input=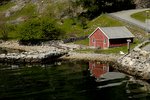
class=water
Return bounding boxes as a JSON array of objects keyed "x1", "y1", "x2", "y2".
[{"x1": 0, "y1": 61, "x2": 150, "y2": 100}]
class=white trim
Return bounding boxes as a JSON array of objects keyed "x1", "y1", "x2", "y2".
[
  {"x1": 88, "y1": 27, "x2": 110, "y2": 39},
  {"x1": 88, "y1": 27, "x2": 100, "y2": 38},
  {"x1": 88, "y1": 27, "x2": 110, "y2": 48},
  {"x1": 104, "y1": 38, "x2": 107, "y2": 44},
  {"x1": 108, "y1": 39, "x2": 110, "y2": 48},
  {"x1": 99, "y1": 27, "x2": 110, "y2": 48}
]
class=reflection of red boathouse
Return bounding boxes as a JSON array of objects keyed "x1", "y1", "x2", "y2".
[{"x1": 89, "y1": 61, "x2": 109, "y2": 78}]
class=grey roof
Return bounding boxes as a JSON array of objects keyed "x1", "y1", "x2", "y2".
[{"x1": 100, "y1": 26, "x2": 135, "y2": 39}]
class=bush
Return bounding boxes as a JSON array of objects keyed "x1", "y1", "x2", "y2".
[
  {"x1": 18, "y1": 17, "x2": 64, "y2": 44},
  {"x1": 0, "y1": 23, "x2": 8, "y2": 40}
]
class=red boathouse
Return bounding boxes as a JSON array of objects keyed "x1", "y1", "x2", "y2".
[{"x1": 88, "y1": 26, "x2": 135, "y2": 49}]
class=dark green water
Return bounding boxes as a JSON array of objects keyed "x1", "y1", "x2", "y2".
[{"x1": 0, "y1": 61, "x2": 150, "y2": 100}]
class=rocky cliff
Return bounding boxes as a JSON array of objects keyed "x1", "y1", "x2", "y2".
[{"x1": 134, "y1": 0, "x2": 150, "y2": 8}]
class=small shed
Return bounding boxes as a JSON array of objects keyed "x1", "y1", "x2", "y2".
[{"x1": 88, "y1": 26, "x2": 135, "y2": 49}]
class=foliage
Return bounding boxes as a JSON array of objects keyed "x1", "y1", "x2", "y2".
[
  {"x1": 0, "y1": 1, "x2": 14, "y2": 11},
  {"x1": 18, "y1": 18, "x2": 41, "y2": 40},
  {"x1": 0, "y1": 23, "x2": 8, "y2": 40},
  {"x1": 75, "y1": 0, "x2": 135, "y2": 19},
  {"x1": 0, "y1": 0, "x2": 11, "y2": 5},
  {"x1": 41, "y1": 17, "x2": 65, "y2": 40},
  {"x1": 18, "y1": 17, "x2": 64, "y2": 41},
  {"x1": 0, "y1": 13, "x2": 8, "y2": 40}
]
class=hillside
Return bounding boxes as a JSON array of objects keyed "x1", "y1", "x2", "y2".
[
  {"x1": 0, "y1": 0, "x2": 148, "y2": 44},
  {"x1": 134, "y1": 0, "x2": 150, "y2": 8}
]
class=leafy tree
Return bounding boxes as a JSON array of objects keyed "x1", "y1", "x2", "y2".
[
  {"x1": 75, "y1": 0, "x2": 135, "y2": 19},
  {"x1": 41, "y1": 17, "x2": 65, "y2": 40},
  {"x1": 18, "y1": 18, "x2": 42, "y2": 41},
  {"x1": 0, "y1": 0, "x2": 11, "y2": 5},
  {"x1": 18, "y1": 17, "x2": 64, "y2": 42},
  {"x1": 0, "y1": 13, "x2": 8, "y2": 40}
]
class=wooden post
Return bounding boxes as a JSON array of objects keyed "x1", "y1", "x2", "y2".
[
  {"x1": 127, "y1": 39, "x2": 131, "y2": 54},
  {"x1": 146, "y1": 11, "x2": 149, "y2": 35}
]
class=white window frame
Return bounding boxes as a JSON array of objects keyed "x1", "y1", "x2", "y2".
[
  {"x1": 92, "y1": 38, "x2": 95, "y2": 43},
  {"x1": 104, "y1": 38, "x2": 107, "y2": 44}
]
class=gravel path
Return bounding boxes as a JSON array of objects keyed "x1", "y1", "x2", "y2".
[
  {"x1": 60, "y1": 52, "x2": 120, "y2": 62},
  {"x1": 109, "y1": 8, "x2": 150, "y2": 32}
]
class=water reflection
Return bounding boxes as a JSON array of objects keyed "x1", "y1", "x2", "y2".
[
  {"x1": 89, "y1": 61, "x2": 109, "y2": 79},
  {"x1": 89, "y1": 61, "x2": 150, "y2": 99},
  {"x1": 89, "y1": 61, "x2": 126, "y2": 88},
  {"x1": 0, "y1": 61, "x2": 150, "y2": 100}
]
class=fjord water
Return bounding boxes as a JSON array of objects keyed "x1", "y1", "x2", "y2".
[{"x1": 0, "y1": 61, "x2": 150, "y2": 100}]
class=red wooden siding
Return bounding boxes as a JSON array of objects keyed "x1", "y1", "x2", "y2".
[
  {"x1": 89, "y1": 61, "x2": 109, "y2": 78},
  {"x1": 89, "y1": 28, "x2": 109, "y2": 49}
]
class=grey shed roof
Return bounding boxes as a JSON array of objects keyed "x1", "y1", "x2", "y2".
[{"x1": 100, "y1": 26, "x2": 135, "y2": 39}]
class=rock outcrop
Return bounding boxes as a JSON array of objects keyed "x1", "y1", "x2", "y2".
[
  {"x1": 134, "y1": 0, "x2": 150, "y2": 8},
  {"x1": 117, "y1": 40, "x2": 150, "y2": 80},
  {"x1": 0, "y1": 50, "x2": 67, "y2": 63},
  {"x1": 0, "y1": 41, "x2": 68, "y2": 63}
]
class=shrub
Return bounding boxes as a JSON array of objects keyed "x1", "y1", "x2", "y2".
[
  {"x1": 0, "y1": 23, "x2": 8, "y2": 40},
  {"x1": 18, "y1": 17, "x2": 64, "y2": 44}
]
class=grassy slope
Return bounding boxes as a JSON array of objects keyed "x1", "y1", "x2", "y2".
[
  {"x1": 74, "y1": 14, "x2": 125, "y2": 45},
  {"x1": 0, "y1": 2, "x2": 15, "y2": 11},
  {"x1": 131, "y1": 10, "x2": 150, "y2": 22},
  {"x1": 7, "y1": 3, "x2": 37, "y2": 21},
  {"x1": 0, "y1": 1, "x2": 145, "y2": 54},
  {"x1": 0, "y1": 2, "x2": 145, "y2": 44},
  {"x1": 0, "y1": 3, "x2": 37, "y2": 39},
  {"x1": 0, "y1": 1, "x2": 126, "y2": 40}
]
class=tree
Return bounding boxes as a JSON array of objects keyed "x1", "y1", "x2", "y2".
[
  {"x1": 75, "y1": 0, "x2": 135, "y2": 19},
  {"x1": 18, "y1": 17, "x2": 64, "y2": 42},
  {"x1": 0, "y1": 0, "x2": 11, "y2": 5},
  {"x1": 41, "y1": 17, "x2": 65, "y2": 40},
  {"x1": 0, "y1": 13, "x2": 8, "y2": 40}
]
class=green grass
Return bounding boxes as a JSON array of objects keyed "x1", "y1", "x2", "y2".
[
  {"x1": 0, "y1": 2, "x2": 15, "y2": 11},
  {"x1": 76, "y1": 39, "x2": 139, "y2": 54},
  {"x1": 131, "y1": 10, "x2": 150, "y2": 22},
  {"x1": 0, "y1": 3, "x2": 37, "y2": 40},
  {"x1": 83, "y1": 14, "x2": 124, "y2": 37},
  {"x1": 73, "y1": 14, "x2": 124, "y2": 45},
  {"x1": 0, "y1": 1, "x2": 144, "y2": 44},
  {"x1": 60, "y1": 18, "x2": 84, "y2": 37},
  {"x1": 74, "y1": 38, "x2": 89, "y2": 46},
  {"x1": 0, "y1": 1, "x2": 126, "y2": 41},
  {"x1": 61, "y1": 14, "x2": 124, "y2": 38}
]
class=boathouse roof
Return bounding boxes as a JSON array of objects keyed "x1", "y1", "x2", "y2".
[{"x1": 89, "y1": 26, "x2": 135, "y2": 39}]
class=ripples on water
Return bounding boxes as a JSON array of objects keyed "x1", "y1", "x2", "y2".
[{"x1": 0, "y1": 61, "x2": 150, "y2": 100}]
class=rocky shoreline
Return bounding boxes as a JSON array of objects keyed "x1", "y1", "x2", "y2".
[
  {"x1": 0, "y1": 50, "x2": 67, "y2": 63},
  {"x1": 0, "y1": 40, "x2": 120, "y2": 63},
  {"x1": 0, "y1": 41, "x2": 68, "y2": 63},
  {"x1": 60, "y1": 52, "x2": 120, "y2": 62},
  {"x1": 1, "y1": 40, "x2": 150, "y2": 80},
  {"x1": 117, "y1": 40, "x2": 150, "y2": 80}
]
